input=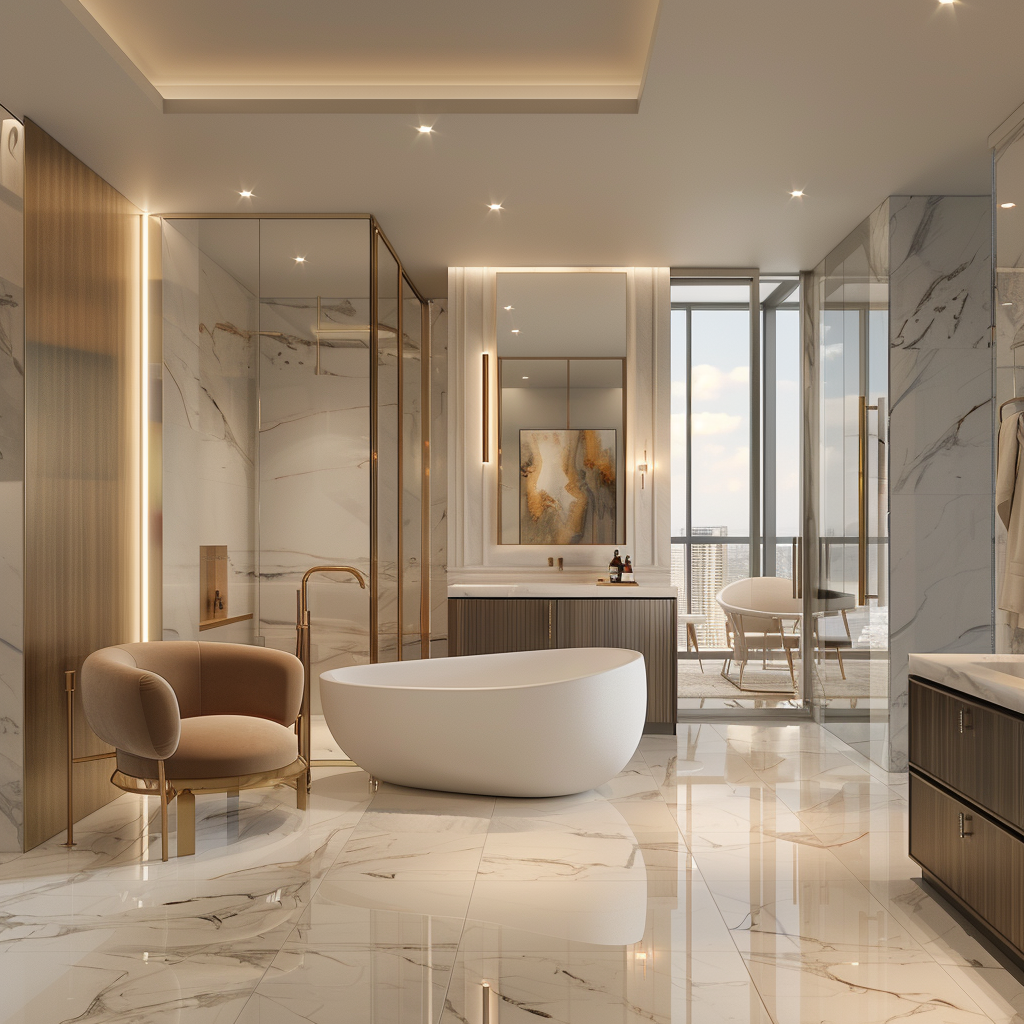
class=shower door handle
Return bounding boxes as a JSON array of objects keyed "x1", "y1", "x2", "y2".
[{"x1": 858, "y1": 397, "x2": 879, "y2": 607}]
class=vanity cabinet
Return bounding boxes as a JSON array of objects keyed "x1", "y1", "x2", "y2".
[
  {"x1": 909, "y1": 676, "x2": 1024, "y2": 967},
  {"x1": 448, "y1": 595, "x2": 677, "y2": 734}
]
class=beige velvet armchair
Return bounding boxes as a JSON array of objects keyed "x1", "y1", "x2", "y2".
[{"x1": 81, "y1": 641, "x2": 305, "y2": 860}]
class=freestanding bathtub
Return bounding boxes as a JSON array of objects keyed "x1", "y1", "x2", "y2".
[{"x1": 320, "y1": 647, "x2": 647, "y2": 798}]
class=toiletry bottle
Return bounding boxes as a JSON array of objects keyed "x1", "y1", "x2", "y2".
[
  {"x1": 622, "y1": 556, "x2": 634, "y2": 583},
  {"x1": 609, "y1": 549, "x2": 622, "y2": 583}
]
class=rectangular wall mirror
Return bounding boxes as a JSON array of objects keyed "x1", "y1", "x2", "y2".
[{"x1": 496, "y1": 271, "x2": 627, "y2": 544}]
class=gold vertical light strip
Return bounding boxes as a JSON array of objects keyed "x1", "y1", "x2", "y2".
[
  {"x1": 396, "y1": 254, "x2": 403, "y2": 661},
  {"x1": 482, "y1": 353, "x2": 490, "y2": 462},
  {"x1": 369, "y1": 226, "x2": 379, "y2": 663},
  {"x1": 140, "y1": 213, "x2": 149, "y2": 640},
  {"x1": 421, "y1": 298, "x2": 431, "y2": 659},
  {"x1": 146, "y1": 216, "x2": 163, "y2": 643}
]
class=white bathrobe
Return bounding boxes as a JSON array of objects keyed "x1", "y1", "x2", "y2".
[{"x1": 997, "y1": 411, "x2": 1024, "y2": 628}]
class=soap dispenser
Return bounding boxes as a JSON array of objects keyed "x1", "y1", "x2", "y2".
[{"x1": 608, "y1": 549, "x2": 622, "y2": 583}]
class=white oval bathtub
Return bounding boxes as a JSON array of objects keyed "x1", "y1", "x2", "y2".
[{"x1": 320, "y1": 647, "x2": 647, "y2": 798}]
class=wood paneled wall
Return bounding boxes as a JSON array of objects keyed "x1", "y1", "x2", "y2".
[{"x1": 23, "y1": 120, "x2": 141, "y2": 849}]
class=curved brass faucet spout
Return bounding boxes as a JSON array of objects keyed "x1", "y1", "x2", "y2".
[{"x1": 299, "y1": 565, "x2": 367, "y2": 618}]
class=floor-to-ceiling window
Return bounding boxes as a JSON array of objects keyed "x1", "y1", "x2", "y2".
[{"x1": 671, "y1": 273, "x2": 803, "y2": 709}]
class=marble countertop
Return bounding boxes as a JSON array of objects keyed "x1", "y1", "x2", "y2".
[
  {"x1": 448, "y1": 583, "x2": 678, "y2": 599},
  {"x1": 909, "y1": 653, "x2": 1024, "y2": 716}
]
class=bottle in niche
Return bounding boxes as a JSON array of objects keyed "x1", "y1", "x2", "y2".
[
  {"x1": 621, "y1": 556, "x2": 634, "y2": 583},
  {"x1": 608, "y1": 549, "x2": 622, "y2": 583}
]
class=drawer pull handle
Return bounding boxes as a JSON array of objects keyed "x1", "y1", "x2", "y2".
[
  {"x1": 959, "y1": 708, "x2": 972, "y2": 733},
  {"x1": 959, "y1": 812, "x2": 973, "y2": 839}
]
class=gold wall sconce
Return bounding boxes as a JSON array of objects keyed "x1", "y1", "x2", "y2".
[
  {"x1": 482, "y1": 353, "x2": 490, "y2": 462},
  {"x1": 637, "y1": 448, "x2": 649, "y2": 490}
]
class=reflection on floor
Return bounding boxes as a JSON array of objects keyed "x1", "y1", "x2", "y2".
[
  {"x1": 1, "y1": 719, "x2": 1022, "y2": 1022},
  {"x1": 679, "y1": 656, "x2": 889, "y2": 707}
]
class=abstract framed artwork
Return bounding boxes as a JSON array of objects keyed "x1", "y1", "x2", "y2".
[{"x1": 519, "y1": 428, "x2": 617, "y2": 544}]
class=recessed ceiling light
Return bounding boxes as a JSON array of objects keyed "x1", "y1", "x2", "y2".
[
  {"x1": 522, "y1": 375, "x2": 529, "y2": 379},
  {"x1": 790, "y1": 190, "x2": 806, "y2": 198},
  {"x1": 504, "y1": 305, "x2": 513, "y2": 310},
  {"x1": 511, "y1": 329, "x2": 520, "y2": 334},
  {"x1": 1003, "y1": 301, "x2": 1014, "y2": 306},
  {"x1": 417, "y1": 125, "x2": 433, "y2": 134},
  {"x1": 488, "y1": 203, "x2": 503, "y2": 211},
  {"x1": 1002, "y1": 202, "x2": 1017, "y2": 209},
  {"x1": 239, "y1": 189, "x2": 255, "y2": 198},
  {"x1": 938, "y1": 0, "x2": 955, "y2": 5},
  {"x1": 294, "y1": 256, "x2": 306, "y2": 263}
]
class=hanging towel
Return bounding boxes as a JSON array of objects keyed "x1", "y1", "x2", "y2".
[{"x1": 997, "y1": 411, "x2": 1024, "y2": 628}]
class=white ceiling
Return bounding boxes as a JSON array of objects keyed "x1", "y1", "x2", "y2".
[
  {"x1": 496, "y1": 272, "x2": 627, "y2": 357},
  {"x1": 1, "y1": 0, "x2": 1023, "y2": 296}
]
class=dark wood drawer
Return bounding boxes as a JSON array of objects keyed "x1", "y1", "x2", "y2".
[
  {"x1": 910, "y1": 773, "x2": 1024, "y2": 953},
  {"x1": 909, "y1": 677, "x2": 1024, "y2": 833},
  {"x1": 448, "y1": 598, "x2": 555, "y2": 655}
]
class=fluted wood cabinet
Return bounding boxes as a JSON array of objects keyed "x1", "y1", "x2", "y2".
[
  {"x1": 910, "y1": 676, "x2": 1024, "y2": 969},
  {"x1": 448, "y1": 596, "x2": 677, "y2": 734}
]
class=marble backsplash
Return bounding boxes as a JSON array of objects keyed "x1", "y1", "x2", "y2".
[{"x1": 162, "y1": 221, "x2": 258, "y2": 646}]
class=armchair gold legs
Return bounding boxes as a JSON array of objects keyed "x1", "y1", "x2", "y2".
[
  {"x1": 177, "y1": 790, "x2": 195, "y2": 857},
  {"x1": 158, "y1": 760, "x2": 169, "y2": 862}
]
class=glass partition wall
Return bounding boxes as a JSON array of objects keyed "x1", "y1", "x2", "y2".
[
  {"x1": 671, "y1": 273, "x2": 805, "y2": 710},
  {"x1": 161, "y1": 216, "x2": 430, "y2": 700},
  {"x1": 806, "y1": 207, "x2": 891, "y2": 757}
]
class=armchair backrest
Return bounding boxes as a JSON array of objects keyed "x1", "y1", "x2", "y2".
[
  {"x1": 81, "y1": 647, "x2": 182, "y2": 761},
  {"x1": 81, "y1": 642, "x2": 304, "y2": 761}
]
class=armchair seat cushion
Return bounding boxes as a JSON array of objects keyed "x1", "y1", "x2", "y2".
[{"x1": 117, "y1": 715, "x2": 298, "y2": 781}]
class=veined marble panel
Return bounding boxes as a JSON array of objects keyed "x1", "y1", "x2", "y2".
[
  {"x1": 429, "y1": 301, "x2": 448, "y2": 657},
  {"x1": 257, "y1": 297, "x2": 370, "y2": 709},
  {"x1": 887, "y1": 195, "x2": 993, "y2": 772},
  {"x1": 0, "y1": 209, "x2": 24, "y2": 852},
  {"x1": 162, "y1": 222, "x2": 258, "y2": 644}
]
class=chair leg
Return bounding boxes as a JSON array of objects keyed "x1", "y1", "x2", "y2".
[
  {"x1": 784, "y1": 645, "x2": 796, "y2": 685},
  {"x1": 177, "y1": 790, "x2": 196, "y2": 857},
  {"x1": 157, "y1": 760, "x2": 168, "y2": 863},
  {"x1": 296, "y1": 777, "x2": 307, "y2": 811},
  {"x1": 841, "y1": 610, "x2": 851, "y2": 639},
  {"x1": 688, "y1": 624, "x2": 704, "y2": 673},
  {"x1": 836, "y1": 646, "x2": 847, "y2": 681}
]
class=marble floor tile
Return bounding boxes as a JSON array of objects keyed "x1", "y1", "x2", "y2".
[
  {"x1": 709, "y1": 878, "x2": 935, "y2": 963},
  {"x1": 743, "y1": 953, "x2": 994, "y2": 1023},
  {"x1": 239, "y1": 945, "x2": 456, "y2": 1024},
  {"x1": 441, "y1": 948, "x2": 774, "y2": 1023},
  {"x1": 1, "y1": 718, "x2": 1022, "y2": 1022}
]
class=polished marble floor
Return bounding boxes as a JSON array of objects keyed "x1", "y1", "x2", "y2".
[{"x1": 2, "y1": 720, "x2": 1023, "y2": 1023}]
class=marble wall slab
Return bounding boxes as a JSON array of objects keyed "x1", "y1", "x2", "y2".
[
  {"x1": 887, "y1": 195, "x2": 993, "y2": 771},
  {"x1": 257, "y1": 297, "x2": 371, "y2": 710},
  {"x1": 0, "y1": 116, "x2": 24, "y2": 849},
  {"x1": 162, "y1": 222, "x2": 258, "y2": 646},
  {"x1": 430, "y1": 301, "x2": 448, "y2": 657}
]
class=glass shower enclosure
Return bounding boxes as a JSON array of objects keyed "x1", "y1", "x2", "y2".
[{"x1": 160, "y1": 215, "x2": 431, "y2": 718}]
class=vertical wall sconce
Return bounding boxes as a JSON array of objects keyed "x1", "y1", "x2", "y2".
[
  {"x1": 140, "y1": 213, "x2": 150, "y2": 640},
  {"x1": 482, "y1": 982, "x2": 491, "y2": 1023},
  {"x1": 482, "y1": 353, "x2": 490, "y2": 462},
  {"x1": 637, "y1": 448, "x2": 649, "y2": 490}
]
